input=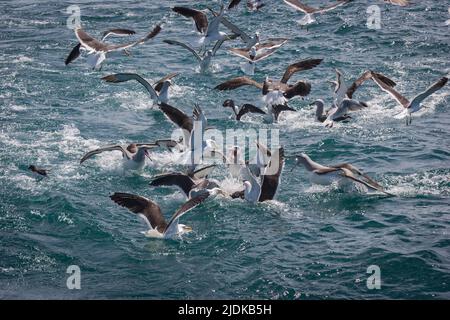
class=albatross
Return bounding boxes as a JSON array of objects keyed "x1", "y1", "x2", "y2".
[
  {"x1": 222, "y1": 99, "x2": 266, "y2": 121},
  {"x1": 228, "y1": 0, "x2": 265, "y2": 11},
  {"x1": 110, "y1": 192, "x2": 209, "y2": 239},
  {"x1": 283, "y1": 0, "x2": 351, "y2": 26},
  {"x1": 215, "y1": 58, "x2": 323, "y2": 106},
  {"x1": 72, "y1": 24, "x2": 161, "y2": 70},
  {"x1": 80, "y1": 143, "x2": 157, "y2": 171},
  {"x1": 229, "y1": 46, "x2": 281, "y2": 75},
  {"x1": 65, "y1": 28, "x2": 136, "y2": 66},
  {"x1": 28, "y1": 165, "x2": 49, "y2": 177},
  {"x1": 172, "y1": 5, "x2": 230, "y2": 50},
  {"x1": 101, "y1": 72, "x2": 178, "y2": 104},
  {"x1": 293, "y1": 153, "x2": 393, "y2": 196},
  {"x1": 371, "y1": 74, "x2": 448, "y2": 125}
]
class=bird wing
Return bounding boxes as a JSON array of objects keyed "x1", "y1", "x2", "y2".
[
  {"x1": 228, "y1": 48, "x2": 252, "y2": 61},
  {"x1": 205, "y1": 5, "x2": 224, "y2": 37},
  {"x1": 409, "y1": 77, "x2": 448, "y2": 109},
  {"x1": 191, "y1": 164, "x2": 217, "y2": 180},
  {"x1": 255, "y1": 38, "x2": 288, "y2": 51},
  {"x1": 154, "y1": 73, "x2": 179, "y2": 92},
  {"x1": 332, "y1": 163, "x2": 384, "y2": 190},
  {"x1": 65, "y1": 43, "x2": 82, "y2": 65},
  {"x1": 259, "y1": 147, "x2": 284, "y2": 202},
  {"x1": 172, "y1": 6, "x2": 209, "y2": 34},
  {"x1": 280, "y1": 58, "x2": 323, "y2": 84},
  {"x1": 372, "y1": 73, "x2": 410, "y2": 108},
  {"x1": 228, "y1": 0, "x2": 242, "y2": 10},
  {"x1": 110, "y1": 193, "x2": 167, "y2": 231},
  {"x1": 218, "y1": 16, "x2": 252, "y2": 44},
  {"x1": 106, "y1": 25, "x2": 161, "y2": 52},
  {"x1": 164, "y1": 192, "x2": 210, "y2": 235},
  {"x1": 339, "y1": 168, "x2": 394, "y2": 196},
  {"x1": 341, "y1": 98, "x2": 368, "y2": 112},
  {"x1": 159, "y1": 102, "x2": 193, "y2": 133},
  {"x1": 272, "y1": 104, "x2": 296, "y2": 121},
  {"x1": 215, "y1": 77, "x2": 263, "y2": 90},
  {"x1": 100, "y1": 28, "x2": 136, "y2": 41},
  {"x1": 253, "y1": 47, "x2": 279, "y2": 62},
  {"x1": 236, "y1": 104, "x2": 266, "y2": 120},
  {"x1": 149, "y1": 173, "x2": 196, "y2": 198},
  {"x1": 316, "y1": 0, "x2": 351, "y2": 14},
  {"x1": 283, "y1": 0, "x2": 317, "y2": 13},
  {"x1": 163, "y1": 39, "x2": 202, "y2": 61},
  {"x1": 346, "y1": 71, "x2": 397, "y2": 99},
  {"x1": 80, "y1": 145, "x2": 129, "y2": 163},
  {"x1": 283, "y1": 81, "x2": 312, "y2": 99},
  {"x1": 101, "y1": 73, "x2": 158, "y2": 101}
]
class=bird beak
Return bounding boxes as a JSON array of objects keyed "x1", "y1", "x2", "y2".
[{"x1": 183, "y1": 225, "x2": 193, "y2": 232}]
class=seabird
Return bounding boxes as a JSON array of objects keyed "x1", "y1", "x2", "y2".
[
  {"x1": 158, "y1": 102, "x2": 194, "y2": 149},
  {"x1": 80, "y1": 143, "x2": 157, "y2": 171},
  {"x1": 72, "y1": 24, "x2": 161, "y2": 70},
  {"x1": 222, "y1": 99, "x2": 266, "y2": 121},
  {"x1": 65, "y1": 28, "x2": 136, "y2": 66},
  {"x1": 232, "y1": 147, "x2": 285, "y2": 203},
  {"x1": 171, "y1": 5, "x2": 230, "y2": 50},
  {"x1": 215, "y1": 58, "x2": 322, "y2": 107},
  {"x1": 228, "y1": 0, "x2": 265, "y2": 11},
  {"x1": 28, "y1": 165, "x2": 48, "y2": 177},
  {"x1": 293, "y1": 153, "x2": 393, "y2": 196},
  {"x1": 163, "y1": 39, "x2": 226, "y2": 73},
  {"x1": 371, "y1": 74, "x2": 448, "y2": 125},
  {"x1": 229, "y1": 46, "x2": 281, "y2": 75},
  {"x1": 101, "y1": 72, "x2": 178, "y2": 104},
  {"x1": 283, "y1": 0, "x2": 351, "y2": 26},
  {"x1": 382, "y1": 0, "x2": 408, "y2": 6},
  {"x1": 318, "y1": 70, "x2": 397, "y2": 126},
  {"x1": 149, "y1": 170, "x2": 224, "y2": 200},
  {"x1": 110, "y1": 192, "x2": 209, "y2": 239}
]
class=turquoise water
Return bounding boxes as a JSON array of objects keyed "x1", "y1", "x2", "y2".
[{"x1": 0, "y1": 0, "x2": 449, "y2": 299}]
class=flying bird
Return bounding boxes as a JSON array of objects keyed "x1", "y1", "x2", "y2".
[
  {"x1": 372, "y1": 75, "x2": 448, "y2": 125},
  {"x1": 283, "y1": 0, "x2": 351, "y2": 26},
  {"x1": 102, "y1": 72, "x2": 178, "y2": 104},
  {"x1": 222, "y1": 99, "x2": 266, "y2": 121},
  {"x1": 110, "y1": 192, "x2": 209, "y2": 239}
]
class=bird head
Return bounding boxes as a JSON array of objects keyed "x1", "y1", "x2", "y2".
[
  {"x1": 127, "y1": 143, "x2": 137, "y2": 153},
  {"x1": 223, "y1": 99, "x2": 235, "y2": 108}
]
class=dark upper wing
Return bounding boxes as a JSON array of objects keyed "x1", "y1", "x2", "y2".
[
  {"x1": 101, "y1": 28, "x2": 136, "y2": 41},
  {"x1": 372, "y1": 73, "x2": 410, "y2": 108},
  {"x1": 154, "y1": 73, "x2": 179, "y2": 92},
  {"x1": 346, "y1": 71, "x2": 396, "y2": 99},
  {"x1": 65, "y1": 43, "x2": 82, "y2": 65},
  {"x1": 110, "y1": 192, "x2": 167, "y2": 231},
  {"x1": 410, "y1": 77, "x2": 448, "y2": 108},
  {"x1": 149, "y1": 173, "x2": 196, "y2": 198},
  {"x1": 236, "y1": 104, "x2": 266, "y2": 120},
  {"x1": 283, "y1": 81, "x2": 312, "y2": 99},
  {"x1": 280, "y1": 58, "x2": 323, "y2": 84},
  {"x1": 164, "y1": 192, "x2": 210, "y2": 234},
  {"x1": 384, "y1": 0, "x2": 408, "y2": 6},
  {"x1": 259, "y1": 147, "x2": 284, "y2": 202},
  {"x1": 75, "y1": 28, "x2": 108, "y2": 51},
  {"x1": 190, "y1": 164, "x2": 217, "y2": 180},
  {"x1": 159, "y1": 102, "x2": 193, "y2": 132},
  {"x1": 228, "y1": 0, "x2": 242, "y2": 9},
  {"x1": 283, "y1": 0, "x2": 317, "y2": 13},
  {"x1": 172, "y1": 7, "x2": 208, "y2": 34},
  {"x1": 215, "y1": 77, "x2": 263, "y2": 90},
  {"x1": 80, "y1": 145, "x2": 129, "y2": 163}
]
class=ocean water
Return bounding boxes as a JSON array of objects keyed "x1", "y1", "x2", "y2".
[{"x1": 0, "y1": 0, "x2": 449, "y2": 299}]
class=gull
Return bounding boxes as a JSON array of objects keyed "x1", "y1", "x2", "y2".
[
  {"x1": 101, "y1": 72, "x2": 178, "y2": 104},
  {"x1": 28, "y1": 165, "x2": 48, "y2": 177},
  {"x1": 172, "y1": 5, "x2": 229, "y2": 50},
  {"x1": 110, "y1": 192, "x2": 209, "y2": 239},
  {"x1": 283, "y1": 0, "x2": 351, "y2": 26},
  {"x1": 372, "y1": 74, "x2": 448, "y2": 125},
  {"x1": 80, "y1": 143, "x2": 157, "y2": 171},
  {"x1": 232, "y1": 147, "x2": 285, "y2": 203},
  {"x1": 222, "y1": 99, "x2": 266, "y2": 121},
  {"x1": 293, "y1": 153, "x2": 393, "y2": 196},
  {"x1": 215, "y1": 58, "x2": 323, "y2": 106},
  {"x1": 65, "y1": 28, "x2": 136, "y2": 66},
  {"x1": 228, "y1": 0, "x2": 265, "y2": 11},
  {"x1": 73, "y1": 24, "x2": 161, "y2": 70},
  {"x1": 163, "y1": 39, "x2": 227, "y2": 73}
]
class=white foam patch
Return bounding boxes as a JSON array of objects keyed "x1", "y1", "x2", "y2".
[{"x1": 386, "y1": 171, "x2": 450, "y2": 197}]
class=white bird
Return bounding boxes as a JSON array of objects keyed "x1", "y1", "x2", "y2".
[
  {"x1": 293, "y1": 153, "x2": 393, "y2": 195},
  {"x1": 283, "y1": 0, "x2": 351, "y2": 26},
  {"x1": 65, "y1": 28, "x2": 136, "y2": 66},
  {"x1": 72, "y1": 25, "x2": 161, "y2": 70},
  {"x1": 229, "y1": 45, "x2": 280, "y2": 75},
  {"x1": 110, "y1": 192, "x2": 209, "y2": 239},
  {"x1": 101, "y1": 73, "x2": 178, "y2": 104},
  {"x1": 372, "y1": 75, "x2": 448, "y2": 125},
  {"x1": 172, "y1": 5, "x2": 229, "y2": 51},
  {"x1": 228, "y1": 0, "x2": 265, "y2": 11},
  {"x1": 80, "y1": 143, "x2": 157, "y2": 171}
]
